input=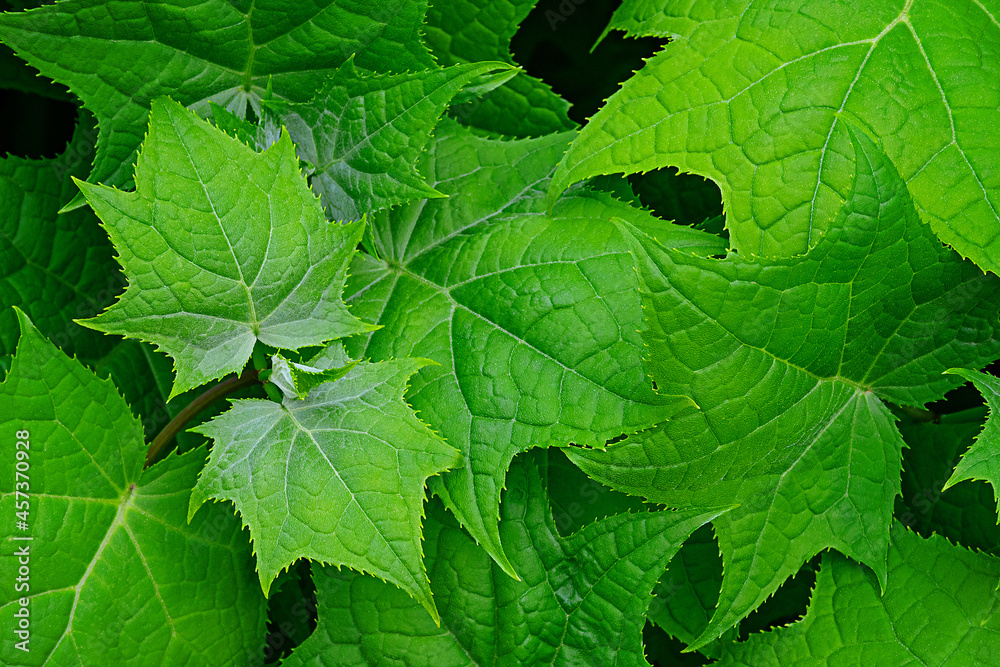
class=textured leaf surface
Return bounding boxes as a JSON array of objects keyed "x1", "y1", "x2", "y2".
[
  {"x1": 0, "y1": 309, "x2": 266, "y2": 665},
  {"x1": 942, "y1": 369, "x2": 1000, "y2": 517},
  {"x1": 188, "y1": 350, "x2": 461, "y2": 621},
  {"x1": 271, "y1": 59, "x2": 516, "y2": 221},
  {"x1": 0, "y1": 0, "x2": 435, "y2": 194},
  {"x1": 424, "y1": 0, "x2": 576, "y2": 137},
  {"x1": 718, "y1": 523, "x2": 1000, "y2": 665},
  {"x1": 343, "y1": 119, "x2": 726, "y2": 575},
  {"x1": 567, "y1": 130, "x2": 1000, "y2": 646},
  {"x1": 0, "y1": 116, "x2": 117, "y2": 360},
  {"x1": 549, "y1": 0, "x2": 1000, "y2": 274},
  {"x1": 75, "y1": 98, "x2": 373, "y2": 398},
  {"x1": 282, "y1": 451, "x2": 726, "y2": 666}
]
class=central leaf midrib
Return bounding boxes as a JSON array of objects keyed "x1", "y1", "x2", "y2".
[{"x1": 173, "y1": 118, "x2": 260, "y2": 331}]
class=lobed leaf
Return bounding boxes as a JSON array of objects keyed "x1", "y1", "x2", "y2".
[
  {"x1": 549, "y1": 0, "x2": 1000, "y2": 275},
  {"x1": 424, "y1": 0, "x2": 576, "y2": 137},
  {"x1": 188, "y1": 350, "x2": 461, "y2": 623},
  {"x1": 75, "y1": 97, "x2": 374, "y2": 399},
  {"x1": 343, "y1": 118, "x2": 726, "y2": 576},
  {"x1": 269, "y1": 58, "x2": 518, "y2": 221},
  {"x1": 281, "y1": 451, "x2": 728, "y2": 666},
  {"x1": 718, "y1": 523, "x2": 1000, "y2": 665},
  {"x1": 0, "y1": 309, "x2": 266, "y2": 665},
  {"x1": 567, "y1": 128, "x2": 1000, "y2": 646},
  {"x1": 942, "y1": 368, "x2": 1000, "y2": 519},
  {"x1": 0, "y1": 0, "x2": 436, "y2": 198}
]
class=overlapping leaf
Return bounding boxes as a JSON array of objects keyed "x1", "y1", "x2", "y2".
[
  {"x1": 282, "y1": 451, "x2": 726, "y2": 666},
  {"x1": 343, "y1": 118, "x2": 726, "y2": 575},
  {"x1": 940, "y1": 369, "x2": 1000, "y2": 518},
  {"x1": 567, "y1": 130, "x2": 1000, "y2": 646},
  {"x1": 75, "y1": 98, "x2": 374, "y2": 398},
  {"x1": 0, "y1": 114, "x2": 117, "y2": 361},
  {"x1": 896, "y1": 405, "x2": 1000, "y2": 554},
  {"x1": 0, "y1": 309, "x2": 266, "y2": 665},
  {"x1": 0, "y1": 0, "x2": 436, "y2": 197},
  {"x1": 548, "y1": 0, "x2": 1000, "y2": 275},
  {"x1": 424, "y1": 0, "x2": 576, "y2": 137},
  {"x1": 188, "y1": 344, "x2": 461, "y2": 622},
  {"x1": 718, "y1": 523, "x2": 1000, "y2": 665},
  {"x1": 268, "y1": 59, "x2": 517, "y2": 221}
]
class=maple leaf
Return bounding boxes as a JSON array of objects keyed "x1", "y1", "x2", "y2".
[
  {"x1": 718, "y1": 524, "x2": 1000, "y2": 665},
  {"x1": 280, "y1": 451, "x2": 727, "y2": 666},
  {"x1": 424, "y1": 0, "x2": 576, "y2": 137},
  {"x1": 267, "y1": 58, "x2": 518, "y2": 221},
  {"x1": 188, "y1": 343, "x2": 461, "y2": 622},
  {"x1": 74, "y1": 97, "x2": 374, "y2": 399},
  {"x1": 566, "y1": 128, "x2": 1000, "y2": 646},
  {"x1": 0, "y1": 308, "x2": 266, "y2": 665},
  {"x1": 548, "y1": 0, "x2": 1000, "y2": 275},
  {"x1": 0, "y1": 0, "x2": 436, "y2": 198},
  {"x1": 342, "y1": 118, "x2": 726, "y2": 576}
]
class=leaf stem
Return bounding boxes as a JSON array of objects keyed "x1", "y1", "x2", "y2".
[
  {"x1": 896, "y1": 404, "x2": 940, "y2": 423},
  {"x1": 145, "y1": 367, "x2": 259, "y2": 468}
]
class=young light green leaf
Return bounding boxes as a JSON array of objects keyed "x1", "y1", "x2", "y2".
[
  {"x1": 281, "y1": 451, "x2": 728, "y2": 666},
  {"x1": 0, "y1": 114, "x2": 118, "y2": 361},
  {"x1": 268, "y1": 59, "x2": 518, "y2": 221},
  {"x1": 424, "y1": 0, "x2": 576, "y2": 137},
  {"x1": 717, "y1": 524, "x2": 1000, "y2": 665},
  {"x1": 0, "y1": 0, "x2": 435, "y2": 197},
  {"x1": 0, "y1": 308, "x2": 266, "y2": 665},
  {"x1": 268, "y1": 352, "x2": 357, "y2": 401},
  {"x1": 549, "y1": 0, "x2": 1000, "y2": 275},
  {"x1": 343, "y1": 119, "x2": 725, "y2": 577},
  {"x1": 567, "y1": 128, "x2": 1000, "y2": 647},
  {"x1": 74, "y1": 97, "x2": 375, "y2": 399},
  {"x1": 942, "y1": 369, "x2": 1000, "y2": 518},
  {"x1": 187, "y1": 353, "x2": 461, "y2": 623}
]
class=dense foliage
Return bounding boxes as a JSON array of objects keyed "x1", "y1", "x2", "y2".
[{"x1": 2, "y1": 0, "x2": 1000, "y2": 664}]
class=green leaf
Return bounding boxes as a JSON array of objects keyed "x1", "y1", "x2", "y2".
[
  {"x1": 424, "y1": 0, "x2": 576, "y2": 136},
  {"x1": 942, "y1": 369, "x2": 1000, "y2": 519},
  {"x1": 545, "y1": 447, "x2": 650, "y2": 536},
  {"x1": 269, "y1": 58, "x2": 518, "y2": 221},
  {"x1": 646, "y1": 525, "x2": 729, "y2": 659},
  {"x1": 281, "y1": 451, "x2": 728, "y2": 666},
  {"x1": 717, "y1": 523, "x2": 1000, "y2": 665},
  {"x1": 188, "y1": 351, "x2": 461, "y2": 622},
  {"x1": 268, "y1": 350, "x2": 357, "y2": 401},
  {"x1": 343, "y1": 119, "x2": 725, "y2": 576},
  {"x1": 74, "y1": 97, "x2": 374, "y2": 399},
  {"x1": 566, "y1": 128, "x2": 1000, "y2": 647},
  {"x1": 90, "y1": 339, "x2": 203, "y2": 449},
  {"x1": 0, "y1": 113, "x2": 118, "y2": 361},
  {"x1": 548, "y1": 0, "x2": 1000, "y2": 275},
  {"x1": 896, "y1": 405, "x2": 1000, "y2": 554},
  {"x1": 0, "y1": 0, "x2": 436, "y2": 196},
  {"x1": 0, "y1": 308, "x2": 266, "y2": 665}
]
